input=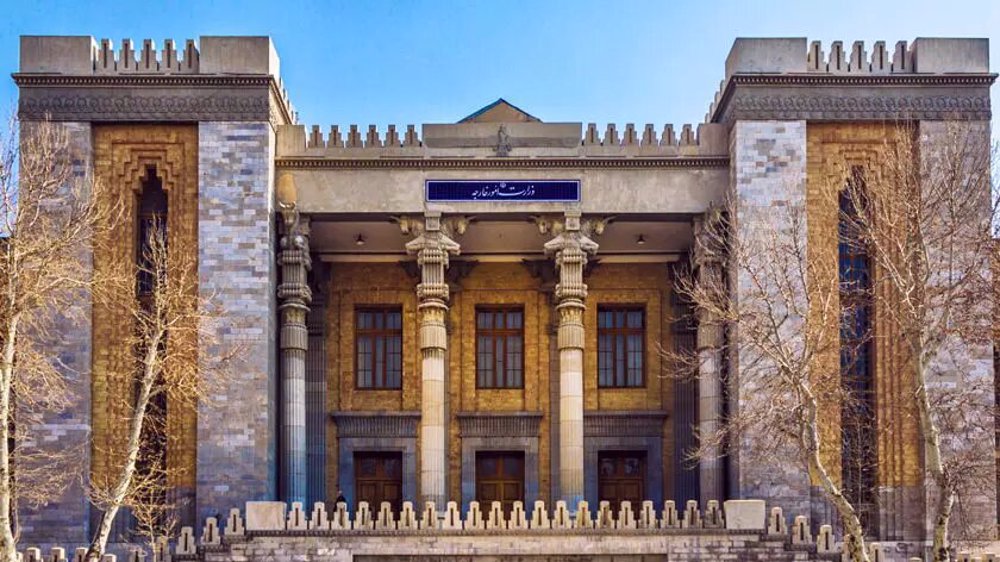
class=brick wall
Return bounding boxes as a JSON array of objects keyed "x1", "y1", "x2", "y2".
[
  {"x1": 805, "y1": 123, "x2": 926, "y2": 541},
  {"x1": 196, "y1": 122, "x2": 278, "y2": 521},
  {"x1": 324, "y1": 262, "x2": 678, "y2": 509}
]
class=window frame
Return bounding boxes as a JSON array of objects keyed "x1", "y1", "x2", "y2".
[
  {"x1": 354, "y1": 306, "x2": 404, "y2": 390},
  {"x1": 596, "y1": 305, "x2": 647, "y2": 388},
  {"x1": 838, "y1": 167, "x2": 879, "y2": 536},
  {"x1": 475, "y1": 305, "x2": 525, "y2": 389}
]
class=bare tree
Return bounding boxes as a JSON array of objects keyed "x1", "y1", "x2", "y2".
[
  {"x1": 671, "y1": 122, "x2": 997, "y2": 562},
  {"x1": 672, "y1": 194, "x2": 873, "y2": 560},
  {"x1": 85, "y1": 215, "x2": 234, "y2": 556},
  {"x1": 841, "y1": 124, "x2": 997, "y2": 561},
  {"x1": 0, "y1": 116, "x2": 121, "y2": 562}
]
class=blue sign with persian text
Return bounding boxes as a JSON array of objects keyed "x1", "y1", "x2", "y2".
[{"x1": 425, "y1": 180, "x2": 580, "y2": 202}]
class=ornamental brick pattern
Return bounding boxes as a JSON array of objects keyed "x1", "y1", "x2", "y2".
[
  {"x1": 91, "y1": 124, "x2": 200, "y2": 527},
  {"x1": 196, "y1": 122, "x2": 278, "y2": 521},
  {"x1": 805, "y1": 123, "x2": 926, "y2": 541}
]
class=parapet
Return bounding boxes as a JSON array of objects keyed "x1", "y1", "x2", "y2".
[
  {"x1": 710, "y1": 37, "x2": 994, "y2": 123},
  {"x1": 19, "y1": 35, "x2": 281, "y2": 76},
  {"x1": 723, "y1": 37, "x2": 989, "y2": 77},
  {"x1": 276, "y1": 121, "x2": 728, "y2": 159},
  {"x1": 16, "y1": 35, "x2": 296, "y2": 124},
  {"x1": 15, "y1": 499, "x2": 918, "y2": 562}
]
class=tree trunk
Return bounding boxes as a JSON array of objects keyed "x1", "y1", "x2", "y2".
[
  {"x1": 0, "y1": 317, "x2": 20, "y2": 562},
  {"x1": 800, "y1": 382, "x2": 870, "y2": 562},
  {"x1": 912, "y1": 351, "x2": 952, "y2": 562},
  {"x1": 86, "y1": 337, "x2": 160, "y2": 560}
]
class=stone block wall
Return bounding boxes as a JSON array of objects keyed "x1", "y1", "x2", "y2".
[
  {"x1": 917, "y1": 120, "x2": 997, "y2": 540},
  {"x1": 197, "y1": 122, "x2": 278, "y2": 521},
  {"x1": 728, "y1": 120, "x2": 813, "y2": 516},
  {"x1": 16, "y1": 122, "x2": 94, "y2": 544}
]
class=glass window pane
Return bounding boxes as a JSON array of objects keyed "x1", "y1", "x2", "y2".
[
  {"x1": 508, "y1": 311, "x2": 522, "y2": 329},
  {"x1": 495, "y1": 337, "x2": 505, "y2": 386},
  {"x1": 627, "y1": 311, "x2": 643, "y2": 329},
  {"x1": 614, "y1": 335, "x2": 625, "y2": 386},
  {"x1": 478, "y1": 311, "x2": 491, "y2": 330},
  {"x1": 374, "y1": 337, "x2": 385, "y2": 387}
]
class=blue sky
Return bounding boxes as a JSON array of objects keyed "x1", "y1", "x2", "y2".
[{"x1": 1, "y1": 0, "x2": 998, "y2": 129}]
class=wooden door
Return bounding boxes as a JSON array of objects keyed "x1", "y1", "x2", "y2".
[
  {"x1": 475, "y1": 451, "x2": 524, "y2": 515},
  {"x1": 354, "y1": 452, "x2": 403, "y2": 512},
  {"x1": 598, "y1": 451, "x2": 646, "y2": 512}
]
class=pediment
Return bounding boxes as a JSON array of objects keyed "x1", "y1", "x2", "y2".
[{"x1": 459, "y1": 98, "x2": 540, "y2": 123}]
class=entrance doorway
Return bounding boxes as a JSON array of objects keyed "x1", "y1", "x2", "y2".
[
  {"x1": 598, "y1": 451, "x2": 646, "y2": 512},
  {"x1": 354, "y1": 451, "x2": 403, "y2": 512},
  {"x1": 475, "y1": 451, "x2": 525, "y2": 515}
]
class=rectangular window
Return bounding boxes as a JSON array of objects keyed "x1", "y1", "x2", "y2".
[
  {"x1": 597, "y1": 306, "x2": 645, "y2": 388},
  {"x1": 356, "y1": 307, "x2": 403, "y2": 389},
  {"x1": 476, "y1": 307, "x2": 524, "y2": 389}
]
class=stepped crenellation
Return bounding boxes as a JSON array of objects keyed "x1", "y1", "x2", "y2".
[
  {"x1": 705, "y1": 37, "x2": 992, "y2": 122},
  {"x1": 806, "y1": 40, "x2": 912, "y2": 74},
  {"x1": 12, "y1": 499, "x2": 936, "y2": 562},
  {"x1": 95, "y1": 38, "x2": 200, "y2": 74},
  {"x1": 290, "y1": 122, "x2": 726, "y2": 157}
]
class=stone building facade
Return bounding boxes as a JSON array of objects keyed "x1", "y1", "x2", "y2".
[{"x1": 11, "y1": 35, "x2": 997, "y2": 556}]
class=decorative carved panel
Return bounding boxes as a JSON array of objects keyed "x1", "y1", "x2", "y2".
[
  {"x1": 457, "y1": 412, "x2": 543, "y2": 438},
  {"x1": 90, "y1": 125, "x2": 199, "y2": 512},
  {"x1": 333, "y1": 412, "x2": 421, "y2": 439},
  {"x1": 584, "y1": 411, "x2": 667, "y2": 438}
]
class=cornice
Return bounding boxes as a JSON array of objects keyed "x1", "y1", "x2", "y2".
[
  {"x1": 14, "y1": 73, "x2": 295, "y2": 125},
  {"x1": 12, "y1": 73, "x2": 274, "y2": 88},
  {"x1": 727, "y1": 73, "x2": 997, "y2": 88},
  {"x1": 275, "y1": 156, "x2": 730, "y2": 170},
  {"x1": 711, "y1": 72, "x2": 996, "y2": 124}
]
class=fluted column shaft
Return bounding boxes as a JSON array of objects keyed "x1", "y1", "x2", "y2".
[
  {"x1": 693, "y1": 215, "x2": 724, "y2": 505},
  {"x1": 278, "y1": 214, "x2": 312, "y2": 505},
  {"x1": 544, "y1": 212, "x2": 597, "y2": 507},
  {"x1": 406, "y1": 213, "x2": 460, "y2": 506}
]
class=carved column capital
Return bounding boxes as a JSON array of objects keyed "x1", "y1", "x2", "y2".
[
  {"x1": 405, "y1": 213, "x2": 461, "y2": 307},
  {"x1": 543, "y1": 212, "x2": 599, "y2": 308},
  {"x1": 278, "y1": 209, "x2": 312, "y2": 309},
  {"x1": 692, "y1": 207, "x2": 725, "y2": 268}
]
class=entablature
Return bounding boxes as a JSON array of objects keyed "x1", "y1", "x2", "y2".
[
  {"x1": 709, "y1": 38, "x2": 995, "y2": 124},
  {"x1": 14, "y1": 36, "x2": 296, "y2": 125}
]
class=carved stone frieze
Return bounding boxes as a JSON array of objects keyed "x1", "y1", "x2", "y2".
[
  {"x1": 332, "y1": 412, "x2": 421, "y2": 438},
  {"x1": 583, "y1": 411, "x2": 668, "y2": 438},
  {"x1": 456, "y1": 412, "x2": 543, "y2": 438},
  {"x1": 14, "y1": 75, "x2": 294, "y2": 124},
  {"x1": 711, "y1": 74, "x2": 993, "y2": 123}
]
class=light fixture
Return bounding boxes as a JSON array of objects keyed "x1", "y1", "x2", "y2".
[
  {"x1": 636, "y1": 234, "x2": 646, "y2": 245},
  {"x1": 355, "y1": 234, "x2": 366, "y2": 246}
]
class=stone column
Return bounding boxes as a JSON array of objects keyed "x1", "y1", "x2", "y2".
[
  {"x1": 406, "y1": 212, "x2": 460, "y2": 506},
  {"x1": 544, "y1": 211, "x2": 598, "y2": 506},
  {"x1": 693, "y1": 214, "x2": 724, "y2": 505},
  {"x1": 278, "y1": 210, "x2": 312, "y2": 505}
]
